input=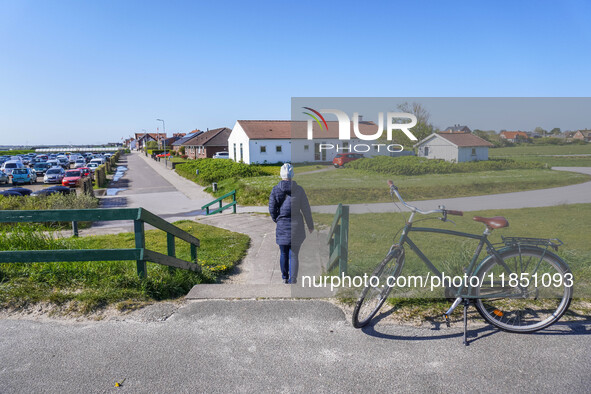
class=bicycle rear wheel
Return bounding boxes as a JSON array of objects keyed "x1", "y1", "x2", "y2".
[
  {"x1": 352, "y1": 247, "x2": 404, "y2": 328},
  {"x1": 474, "y1": 247, "x2": 572, "y2": 333}
]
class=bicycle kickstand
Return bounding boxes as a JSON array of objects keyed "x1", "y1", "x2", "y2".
[{"x1": 462, "y1": 299, "x2": 470, "y2": 346}]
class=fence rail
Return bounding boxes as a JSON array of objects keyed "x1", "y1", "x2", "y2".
[
  {"x1": 0, "y1": 207, "x2": 200, "y2": 278},
  {"x1": 201, "y1": 190, "x2": 237, "y2": 215},
  {"x1": 326, "y1": 203, "x2": 349, "y2": 275}
]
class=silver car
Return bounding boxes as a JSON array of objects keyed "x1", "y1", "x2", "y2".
[
  {"x1": 0, "y1": 170, "x2": 8, "y2": 184},
  {"x1": 43, "y1": 167, "x2": 66, "y2": 184}
]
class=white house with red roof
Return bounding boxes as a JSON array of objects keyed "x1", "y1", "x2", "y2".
[
  {"x1": 414, "y1": 132, "x2": 493, "y2": 162},
  {"x1": 228, "y1": 120, "x2": 411, "y2": 164}
]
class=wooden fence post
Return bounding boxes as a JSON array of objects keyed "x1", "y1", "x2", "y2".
[{"x1": 134, "y1": 220, "x2": 147, "y2": 278}]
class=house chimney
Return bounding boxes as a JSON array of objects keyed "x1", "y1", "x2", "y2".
[{"x1": 359, "y1": 115, "x2": 364, "y2": 122}]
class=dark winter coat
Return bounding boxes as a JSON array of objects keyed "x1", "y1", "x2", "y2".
[{"x1": 269, "y1": 180, "x2": 314, "y2": 246}]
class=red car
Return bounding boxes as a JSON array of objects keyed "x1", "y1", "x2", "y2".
[
  {"x1": 332, "y1": 153, "x2": 364, "y2": 168},
  {"x1": 62, "y1": 169, "x2": 86, "y2": 188},
  {"x1": 78, "y1": 167, "x2": 94, "y2": 181}
]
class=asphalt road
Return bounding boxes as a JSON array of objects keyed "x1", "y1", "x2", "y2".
[{"x1": 1, "y1": 300, "x2": 590, "y2": 393}]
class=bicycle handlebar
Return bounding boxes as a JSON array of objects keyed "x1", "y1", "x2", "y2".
[{"x1": 387, "y1": 180, "x2": 463, "y2": 217}]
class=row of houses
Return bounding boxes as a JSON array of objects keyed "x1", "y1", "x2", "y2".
[{"x1": 126, "y1": 122, "x2": 590, "y2": 164}]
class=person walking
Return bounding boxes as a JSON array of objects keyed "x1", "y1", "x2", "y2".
[{"x1": 269, "y1": 163, "x2": 314, "y2": 284}]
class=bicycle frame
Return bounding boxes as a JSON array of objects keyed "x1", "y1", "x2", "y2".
[{"x1": 396, "y1": 218, "x2": 510, "y2": 300}]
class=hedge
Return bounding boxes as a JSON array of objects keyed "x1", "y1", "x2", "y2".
[
  {"x1": 346, "y1": 156, "x2": 547, "y2": 176},
  {"x1": 175, "y1": 159, "x2": 273, "y2": 185}
]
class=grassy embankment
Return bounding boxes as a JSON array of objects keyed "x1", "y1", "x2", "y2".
[
  {"x1": 220, "y1": 157, "x2": 591, "y2": 205},
  {"x1": 0, "y1": 193, "x2": 99, "y2": 230},
  {"x1": 314, "y1": 203, "x2": 591, "y2": 322},
  {"x1": 0, "y1": 221, "x2": 249, "y2": 314},
  {"x1": 491, "y1": 144, "x2": 591, "y2": 167}
]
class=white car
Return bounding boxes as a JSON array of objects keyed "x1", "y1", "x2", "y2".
[
  {"x1": 43, "y1": 167, "x2": 66, "y2": 184},
  {"x1": 87, "y1": 162, "x2": 100, "y2": 172},
  {"x1": 74, "y1": 159, "x2": 87, "y2": 168},
  {"x1": 213, "y1": 152, "x2": 230, "y2": 159},
  {"x1": 1, "y1": 160, "x2": 25, "y2": 176}
]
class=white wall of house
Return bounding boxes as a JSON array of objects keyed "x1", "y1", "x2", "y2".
[
  {"x1": 416, "y1": 136, "x2": 458, "y2": 161},
  {"x1": 458, "y1": 146, "x2": 489, "y2": 162},
  {"x1": 228, "y1": 122, "x2": 251, "y2": 163}
]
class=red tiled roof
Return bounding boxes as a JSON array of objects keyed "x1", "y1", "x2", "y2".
[
  {"x1": 236, "y1": 120, "x2": 380, "y2": 140},
  {"x1": 500, "y1": 131, "x2": 528, "y2": 139},
  {"x1": 437, "y1": 133, "x2": 493, "y2": 147}
]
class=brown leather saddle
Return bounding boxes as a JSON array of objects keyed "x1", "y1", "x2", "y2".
[{"x1": 472, "y1": 216, "x2": 509, "y2": 229}]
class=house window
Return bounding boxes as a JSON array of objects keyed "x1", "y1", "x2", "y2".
[
  {"x1": 276, "y1": 145, "x2": 282, "y2": 153},
  {"x1": 260, "y1": 146, "x2": 266, "y2": 153},
  {"x1": 240, "y1": 143, "x2": 243, "y2": 161},
  {"x1": 233, "y1": 143, "x2": 237, "y2": 160},
  {"x1": 304, "y1": 145, "x2": 309, "y2": 151},
  {"x1": 471, "y1": 148, "x2": 476, "y2": 156},
  {"x1": 424, "y1": 147, "x2": 429, "y2": 156}
]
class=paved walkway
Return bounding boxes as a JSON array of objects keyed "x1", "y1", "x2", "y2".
[{"x1": 3, "y1": 300, "x2": 590, "y2": 393}]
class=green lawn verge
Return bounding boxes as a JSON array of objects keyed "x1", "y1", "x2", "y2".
[
  {"x1": 297, "y1": 168, "x2": 590, "y2": 205},
  {"x1": 0, "y1": 221, "x2": 250, "y2": 314},
  {"x1": 491, "y1": 144, "x2": 591, "y2": 167},
  {"x1": 316, "y1": 204, "x2": 591, "y2": 321}
]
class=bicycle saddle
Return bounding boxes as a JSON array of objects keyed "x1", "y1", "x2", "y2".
[{"x1": 472, "y1": 216, "x2": 509, "y2": 229}]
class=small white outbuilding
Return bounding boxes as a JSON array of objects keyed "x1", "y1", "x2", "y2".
[{"x1": 414, "y1": 132, "x2": 493, "y2": 162}]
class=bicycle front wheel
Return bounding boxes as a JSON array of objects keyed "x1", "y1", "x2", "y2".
[
  {"x1": 474, "y1": 247, "x2": 572, "y2": 333},
  {"x1": 352, "y1": 247, "x2": 404, "y2": 328}
]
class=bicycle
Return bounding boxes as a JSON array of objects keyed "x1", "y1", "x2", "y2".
[{"x1": 352, "y1": 181, "x2": 573, "y2": 345}]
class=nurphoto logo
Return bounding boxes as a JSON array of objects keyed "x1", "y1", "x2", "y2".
[{"x1": 303, "y1": 107, "x2": 419, "y2": 141}]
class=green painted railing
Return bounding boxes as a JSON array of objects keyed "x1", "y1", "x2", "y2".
[
  {"x1": 0, "y1": 208, "x2": 200, "y2": 278},
  {"x1": 201, "y1": 190, "x2": 237, "y2": 215},
  {"x1": 327, "y1": 203, "x2": 349, "y2": 275}
]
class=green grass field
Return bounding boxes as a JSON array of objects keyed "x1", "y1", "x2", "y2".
[
  {"x1": 296, "y1": 168, "x2": 589, "y2": 205},
  {"x1": 315, "y1": 204, "x2": 591, "y2": 321},
  {"x1": 209, "y1": 167, "x2": 589, "y2": 207},
  {"x1": 0, "y1": 221, "x2": 250, "y2": 314},
  {"x1": 491, "y1": 144, "x2": 591, "y2": 166}
]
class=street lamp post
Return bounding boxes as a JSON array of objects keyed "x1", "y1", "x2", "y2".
[{"x1": 156, "y1": 118, "x2": 166, "y2": 159}]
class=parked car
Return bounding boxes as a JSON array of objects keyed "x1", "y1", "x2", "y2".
[
  {"x1": 33, "y1": 162, "x2": 52, "y2": 176},
  {"x1": 78, "y1": 167, "x2": 93, "y2": 181},
  {"x1": 46, "y1": 159, "x2": 60, "y2": 168},
  {"x1": 1, "y1": 160, "x2": 26, "y2": 176},
  {"x1": 74, "y1": 159, "x2": 87, "y2": 168},
  {"x1": 62, "y1": 169, "x2": 86, "y2": 188},
  {"x1": 90, "y1": 157, "x2": 105, "y2": 166},
  {"x1": 0, "y1": 190, "x2": 23, "y2": 197},
  {"x1": 44, "y1": 167, "x2": 66, "y2": 184},
  {"x1": 11, "y1": 168, "x2": 37, "y2": 185},
  {"x1": 31, "y1": 185, "x2": 72, "y2": 196},
  {"x1": 0, "y1": 170, "x2": 8, "y2": 184},
  {"x1": 87, "y1": 162, "x2": 100, "y2": 172},
  {"x1": 212, "y1": 152, "x2": 230, "y2": 159},
  {"x1": 6, "y1": 187, "x2": 33, "y2": 196},
  {"x1": 57, "y1": 157, "x2": 70, "y2": 168},
  {"x1": 332, "y1": 153, "x2": 364, "y2": 168}
]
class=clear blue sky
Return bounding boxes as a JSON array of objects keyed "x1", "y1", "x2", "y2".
[{"x1": 1, "y1": 0, "x2": 590, "y2": 145}]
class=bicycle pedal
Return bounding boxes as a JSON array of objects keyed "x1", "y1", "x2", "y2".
[{"x1": 443, "y1": 313, "x2": 451, "y2": 328}]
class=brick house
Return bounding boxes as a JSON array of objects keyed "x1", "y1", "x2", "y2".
[
  {"x1": 134, "y1": 133, "x2": 166, "y2": 150},
  {"x1": 171, "y1": 130, "x2": 202, "y2": 153},
  {"x1": 158, "y1": 133, "x2": 186, "y2": 149},
  {"x1": 573, "y1": 130, "x2": 591, "y2": 142},
  {"x1": 183, "y1": 128, "x2": 231, "y2": 159}
]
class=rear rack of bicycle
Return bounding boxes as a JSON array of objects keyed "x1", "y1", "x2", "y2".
[{"x1": 501, "y1": 236, "x2": 563, "y2": 251}]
